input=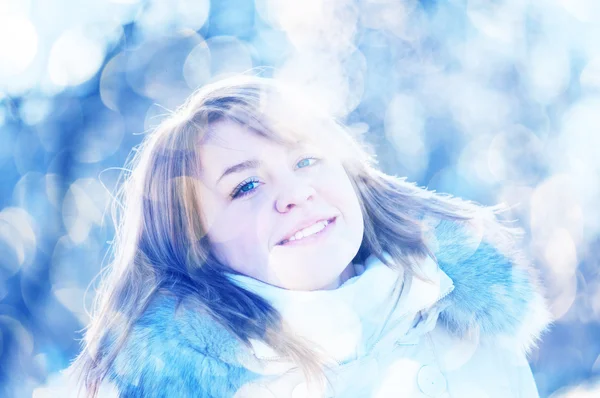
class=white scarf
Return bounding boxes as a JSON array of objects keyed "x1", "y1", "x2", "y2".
[{"x1": 225, "y1": 252, "x2": 454, "y2": 369}]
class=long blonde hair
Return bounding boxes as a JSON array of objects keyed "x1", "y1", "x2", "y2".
[{"x1": 69, "y1": 74, "x2": 514, "y2": 397}]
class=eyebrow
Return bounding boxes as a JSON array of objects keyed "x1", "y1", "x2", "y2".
[
  {"x1": 216, "y1": 141, "x2": 310, "y2": 185},
  {"x1": 217, "y1": 159, "x2": 262, "y2": 184}
]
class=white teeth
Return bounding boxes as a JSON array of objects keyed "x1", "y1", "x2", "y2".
[{"x1": 285, "y1": 219, "x2": 331, "y2": 243}]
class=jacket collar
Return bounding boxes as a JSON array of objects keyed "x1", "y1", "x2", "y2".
[{"x1": 225, "y1": 252, "x2": 454, "y2": 367}]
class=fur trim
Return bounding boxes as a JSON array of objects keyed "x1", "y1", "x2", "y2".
[
  {"x1": 105, "y1": 296, "x2": 260, "y2": 397},
  {"x1": 421, "y1": 216, "x2": 553, "y2": 353}
]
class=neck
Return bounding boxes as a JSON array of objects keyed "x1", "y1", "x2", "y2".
[{"x1": 319, "y1": 262, "x2": 357, "y2": 290}]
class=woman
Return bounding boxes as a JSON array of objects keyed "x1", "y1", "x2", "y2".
[{"x1": 69, "y1": 75, "x2": 551, "y2": 397}]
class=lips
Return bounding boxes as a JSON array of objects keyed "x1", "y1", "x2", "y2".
[{"x1": 277, "y1": 216, "x2": 337, "y2": 246}]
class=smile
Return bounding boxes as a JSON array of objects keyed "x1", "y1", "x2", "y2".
[{"x1": 278, "y1": 217, "x2": 336, "y2": 246}]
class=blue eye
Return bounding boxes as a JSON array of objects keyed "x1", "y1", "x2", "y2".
[
  {"x1": 230, "y1": 157, "x2": 319, "y2": 199},
  {"x1": 230, "y1": 177, "x2": 260, "y2": 199}
]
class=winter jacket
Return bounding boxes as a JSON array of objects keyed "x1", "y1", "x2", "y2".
[{"x1": 103, "y1": 218, "x2": 552, "y2": 397}]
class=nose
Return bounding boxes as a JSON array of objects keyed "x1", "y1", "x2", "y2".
[{"x1": 275, "y1": 177, "x2": 316, "y2": 213}]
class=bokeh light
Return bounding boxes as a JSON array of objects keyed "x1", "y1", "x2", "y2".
[{"x1": 0, "y1": 16, "x2": 38, "y2": 79}]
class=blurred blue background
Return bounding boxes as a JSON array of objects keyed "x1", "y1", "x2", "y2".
[{"x1": 1, "y1": 0, "x2": 599, "y2": 397}]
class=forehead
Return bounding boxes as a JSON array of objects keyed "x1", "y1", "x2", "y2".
[{"x1": 202, "y1": 118, "x2": 321, "y2": 153}]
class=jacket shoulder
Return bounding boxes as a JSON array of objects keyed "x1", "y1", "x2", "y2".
[{"x1": 107, "y1": 294, "x2": 260, "y2": 397}]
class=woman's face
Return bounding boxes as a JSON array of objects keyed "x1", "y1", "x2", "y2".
[{"x1": 197, "y1": 119, "x2": 364, "y2": 290}]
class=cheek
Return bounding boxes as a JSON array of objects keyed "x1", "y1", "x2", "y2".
[
  {"x1": 343, "y1": 186, "x2": 364, "y2": 230},
  {"x1": 196, "y1": 184, "x2": 240, "y2": 243},
  {"x1": 212, "y1": 207, "x2": 272, "y2": 275},
  {"x1": 197, "y1": 179, "x2": 273, "y2": 250},
  {"x1": 325, "y1": 167, "x2": 361, "y2": 214},
  {"x1": 205, "y1": 201, "x2": 270, "y2": 249},
  {"x1": 330, "y1": 171, "x2": 364, "y2": 240}
]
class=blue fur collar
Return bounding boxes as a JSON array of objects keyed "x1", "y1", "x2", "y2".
[{"x1": 424, "y1": 217, "x2": 552, "y2": 353}]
